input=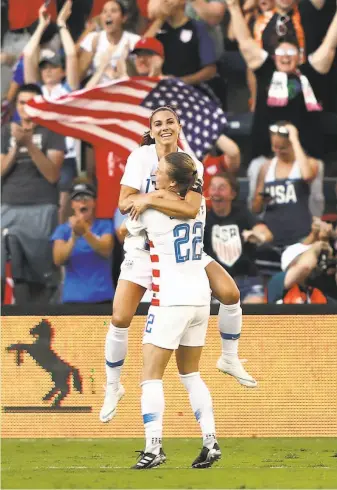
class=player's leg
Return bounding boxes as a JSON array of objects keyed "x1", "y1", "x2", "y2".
[
  {"x1": 205, "y1": 260, "x2": 257, "y2": 388},
  {"x1": 133, "y1": 306, "x2": 179, "y2": 470},
  {"x1": 100, "y1": 279, "x2": 146, "y2": 423},
  {"x1": 177, "y1": 306, "x2": 221, "y2": 468}
]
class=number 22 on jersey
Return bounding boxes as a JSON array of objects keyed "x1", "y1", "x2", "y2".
[{"x1": 174, "y1": 222, "x2": 203, "y2": 263}]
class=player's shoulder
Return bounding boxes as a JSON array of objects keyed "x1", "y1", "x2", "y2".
[{"x1": 129, "y1": 144, "x2": 156, "y2": 161}]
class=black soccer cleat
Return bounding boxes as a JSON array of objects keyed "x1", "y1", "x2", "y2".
[
  {"x1": 192, "y1": 443, "x2": 221, "y2": 469},
  {"x1": 131, "y1": 448, "x2": 166, "y2": 470}
]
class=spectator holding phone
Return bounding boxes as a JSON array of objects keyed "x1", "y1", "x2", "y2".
[
  {"x1": 51, "y1": 182, "x2": 115, "y2": 304},
  {"x1": 203, "y1": 172, "x2": 273, "y2": 303},
  {"x1": 252, "y1": 122, "x2": 319, "y2": 249}
]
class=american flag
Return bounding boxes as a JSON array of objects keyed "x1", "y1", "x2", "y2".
[{"x1": 26, "y1": 76, "x2": 227, "y2": 160}]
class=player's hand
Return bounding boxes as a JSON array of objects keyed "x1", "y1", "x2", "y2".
[{"x1": 127, "y1": 195, "x2": 152, "y2": 220}]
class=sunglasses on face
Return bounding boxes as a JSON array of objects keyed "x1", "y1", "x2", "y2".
[
  {"x1": 72, "y1": 194, "x2": 93, "y2": 201},
  {"x1": 269, "y1": 125, "x2": 289, "y2": 136},
  {"x1": 275, "y1": 47, "x2": 298, "y2": 56}
]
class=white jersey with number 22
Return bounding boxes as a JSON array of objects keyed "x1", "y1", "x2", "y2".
[{"x1": 125, "y1": 201, "x2": 210, "y2": 307}]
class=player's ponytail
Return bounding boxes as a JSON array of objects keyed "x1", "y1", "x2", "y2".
[
  {"x1": 165, "y1": 152, "x2": 197, "y2": 196},
  {"x1": 140, "y1": 130, "x2": 155, "y2": 146}
]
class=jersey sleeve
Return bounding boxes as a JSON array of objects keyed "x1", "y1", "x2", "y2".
[{"x1": 120, "y1": 148, "x2": 146, "y2": 190}]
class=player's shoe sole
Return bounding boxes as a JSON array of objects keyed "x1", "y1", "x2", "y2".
[
  {"x1": 99, "y1": 384, "x2": 125, "y2": 423},
  {"x1": 192, "y1": 443, "x2": 221, "y2": 469},
  {"x1": 217, "y1": 356, "x2": 257, "y2": 388}
]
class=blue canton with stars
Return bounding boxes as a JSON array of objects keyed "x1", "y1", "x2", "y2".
[{"x1": 141, "y1": 78, "x2": 227, "y2": 160}]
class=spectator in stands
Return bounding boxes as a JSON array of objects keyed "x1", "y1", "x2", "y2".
[
  {"x1": 145, "y1": 0, "x2": 228, "y2": 106},
  {"x1": 148, "y1": 0, "x2": 227, "y2": 59},
  {"x1": 255, "y1": 0, "x2": 330, "y2": 57},
  {"x1": 78, "y1": 0, "x2": 140, "y2": 84},
  {"x1": 203, "y1": 172, "x2": 273, "y2": 303},
  {"x1": 51, "y1": 182, "x2": 115, "y2": 304},
  {"x1": 23, "y1": 1, "x2": 79, "y2": 223},
  {"x1": 1, "y1": 21, "x2": 60, "y2": 124},
  {"x1": 227, "y1": 0, "x2": 337, "y2": 160},
  {"x1": 1, "y1": 84, "x2": 65, "y2": 304},
  {"x1": 267, "y1": 218, "x2": 337, "y2": 303},
  {"x1": 128, "y1": 36, "x2": 165, "y2": 76},
  {"x1": 244, "y1": 0, "x2": 275, "y2": 110},
  {"x1": 203, "y1": 134, "x2": 241, "y2": 203},
  {"x1": 252, "y1": 122, "x2": 318, "y2": 248}
]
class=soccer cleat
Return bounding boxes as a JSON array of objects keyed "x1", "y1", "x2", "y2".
[
  {"x1": 132, "y1": 448, "x2": 166, "y2": 470},
  {"x1": 192, "y1": 443, "x2": 221, "y2": 469},
  {"x1": 217, "y1": 356, "x2": 257, "y2": 388},
  {"x1": 99, "y1": 384, "x2": 125, "y2": 423}
]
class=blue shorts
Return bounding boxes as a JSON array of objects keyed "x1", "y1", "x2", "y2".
[{"x1": 234, "y1": 275, "x2": 265, "y2": 302}]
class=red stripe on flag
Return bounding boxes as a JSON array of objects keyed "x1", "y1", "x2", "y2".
[
  {"x1": 150, "y1": 255, "x2": 159, "y2": 262},
  {"x1": 28, "y1": 99, "x2": 149, "y2": 125},
  {"x1": 151, "y1": 298, "x2": 160, "y2": 306},
  {"x1": 153, "y1": 269, "x2": 160, "y2": 278},
  {"x1": 152, "y1": 284, "x2": 160, "y2": 292},
  {"x1": 149, "y1": 241, "x2": 154, "y2": 248}
]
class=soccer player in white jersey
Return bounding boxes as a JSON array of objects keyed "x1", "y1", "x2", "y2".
[
  {"x1": 100, "y1": 106, "x2": 257, "y2": 424},
  {"x1": 128, "y1": 152, "x2": 221, "y2": 469}
]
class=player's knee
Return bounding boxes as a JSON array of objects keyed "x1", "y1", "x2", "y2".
[
  {"x1": 226, "y1": 283, "x2": 240, "y2": 305},
  {"x1": 218, "y1": 281, "x2": 240, "y2": 305},
  {"x1": 111, "y1": 309, "x2": 132, "y2": 329}
]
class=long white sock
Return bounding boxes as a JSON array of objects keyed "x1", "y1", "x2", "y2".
[
  {"x1": 218, "y1": 301, "x2": 242, "y2": 358},
  {"x1": 180, "y1": 372, "x2": 216, "y2": 449},
  {"x1": 105, "y1": 323, "x2": 128, "y2": 391},
  {"x1": 141, "y1": 380, "x2": 164, "y2": 455}
]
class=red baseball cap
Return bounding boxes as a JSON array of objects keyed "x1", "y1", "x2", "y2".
[{"x1": 131, "y1": 37, "x2": 164, "y2": 58}]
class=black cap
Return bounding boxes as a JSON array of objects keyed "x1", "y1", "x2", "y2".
[
  {"x1": 70, "y1": 183, "x2": 96, "y2": 200},
  {"x1": 39, "y1": 50, "x2": 64, "y2": 68}
]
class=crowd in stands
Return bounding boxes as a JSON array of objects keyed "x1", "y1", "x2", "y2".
[{"x1": 1, "y1": 0, "x2": 337, "y2": 305}]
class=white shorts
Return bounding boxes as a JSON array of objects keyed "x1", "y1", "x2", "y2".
[
  {"x1": 119, "y1": 251, "x2": 214, "y2": 291},
  {"x1": 119, "y1": 252, "x2": 152, "y2": 290},
  {"x1": 143, "y1": 305, "x2": 210, "y2": 350}
]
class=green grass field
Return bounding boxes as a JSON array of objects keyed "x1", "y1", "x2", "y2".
[{"x1": 2, "y1": 438, "x2": 337, "y2": 489}]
